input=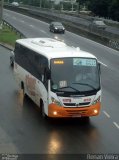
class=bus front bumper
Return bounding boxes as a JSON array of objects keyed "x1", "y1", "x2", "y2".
[{"x1": 48, "y1": 102, "x2": 101, "y2": 118}]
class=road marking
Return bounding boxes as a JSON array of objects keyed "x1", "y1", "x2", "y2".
[
  {"x1": 67, "y1": 30, "x2": 119, "y2": 54},
  {"x1": 29, "y1": 25, "x2": 34, "y2": 28},
  {"x1": 103, "y1": 110, "x2": 110, "y2": 118},
  {"x1": 113, "y1": 122, "x2": 119, "y2": 129},
  {"x1": 5, "y1": 9, "x2": 48, "y2": 25},
  {"x1": 98, "y1": 61, "x2": 107, "y2": 67},
  {"x1": 20, "y1": 20, "x2": 24, "y2": 23},
  {"x1": 13, "y1": 17, "x2": 16, "y2": 19},
  {"x1": 40, "y1": 30, "x2": 46, "y2": 33},
  {"x1": 4, "y1": 13, "x2": 9, "y2": 16}
]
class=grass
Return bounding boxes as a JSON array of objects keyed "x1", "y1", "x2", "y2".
[
  {"x1": 0, "y1": 25, "x2": 21, "y2": 47},
  {"x1": 104, "y1": 21, "x2": 119, "y2": 29}
]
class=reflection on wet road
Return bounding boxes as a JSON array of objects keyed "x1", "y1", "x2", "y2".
[{"x1": 17, "y1": 89, "x2": 24, "y2": 107}]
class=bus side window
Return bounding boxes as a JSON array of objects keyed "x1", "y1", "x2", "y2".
[
  {"x1": 34, "y1": 54, "x2": 48, "y2": 82},
  {"x1": 43, "y1": 68, "x2": 49, "y2": 90}
]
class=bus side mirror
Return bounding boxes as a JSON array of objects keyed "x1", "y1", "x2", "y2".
[
  {"x1": 10, "y1": 51, "x2": 15, "y2": 67},
  {"x1": 11, "y1": 50, "x2": 14, "y2": 55},
  {"x1": 98, "y1": 62, "x2": 101, "y2": 74},
  {"x1": 46, "y1": 68, "x2": 51, "y2": 80}
]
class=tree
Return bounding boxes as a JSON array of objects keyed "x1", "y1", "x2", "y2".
[
  {"x1": 108, "y1": 0, "x2": 119, "y2": 21},
  {"x1": 76, "y1": 0, "x2": 87, "y2": 5},
  {"x1": 88, "y1": 0, "x2": 112, "y2": 18}
]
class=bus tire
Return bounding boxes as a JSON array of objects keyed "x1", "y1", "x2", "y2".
[
  {"x1": 10, "y1": 56, "x2": 14, "y2": 67},
  {"x1": 10, "y1": 60, "x2": 14, "y2": 67},
  {"x1": 40, "y1": 100, "x2": 47, "y2": 119},
  {"x1": 83, "y1": 117, "x2": 90, "y2": 123},
  {"x1": 21, "y1": 81, "x2": 25, "y2": 95}
]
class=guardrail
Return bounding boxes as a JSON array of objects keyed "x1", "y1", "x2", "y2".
[
  {"x1": 4, "y1": 4, "x2": 119, "y2": 51},
  {"x1": 3, "y1": 19, "x2": 26, "y2": 38}
]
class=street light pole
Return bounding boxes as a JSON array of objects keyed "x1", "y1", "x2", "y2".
[
  {"x1": 71, "y1": 2, "x2": 74, "y2": 11},
  {"x1": 0, "y1": 0, "x2": 4, "y2": 29},
  {"x1": 50, "y1": 0, "x2": 54, "y2": 10},
  {"x1": 39, "y1": 0, "x2": 42, "y2": 8},
  {"x1": 61, "y1": 2, "x2": 64, "y2": 11}
]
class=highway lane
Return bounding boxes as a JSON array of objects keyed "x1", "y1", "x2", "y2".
[
  {"x1": 20, "y1": 6, "x2": 119, "y2": 35},
  {"x1": 1, "y1": 9, "x2": 119, "y2": 153}
]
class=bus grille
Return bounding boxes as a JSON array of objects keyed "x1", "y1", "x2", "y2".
[
  {"x1": 63, "y1": 102, "x2": 90, "y2": 107},
  {"x1": 66, "y1": 110, "x2": 88, "y2": 116}
]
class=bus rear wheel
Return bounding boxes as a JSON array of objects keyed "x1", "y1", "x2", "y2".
[
  {"x1": 20, "y1": 81, "x2": 26, "y2": 97},
  {"x1": 21, "y1": 81, "x2": 24, "y2": 91}
]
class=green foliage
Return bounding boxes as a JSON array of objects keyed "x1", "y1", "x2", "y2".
[
  {"x1": 77, "y1": 0, "x2": 119, "y2": 21},
  {"x1": 108, "y1": 0, "x2": 119, "y2": 21},
  {"x1": 5, "y1": 0, "x2": 119, "y2": 21},
  {"x1": 0, "y1": 25, "x2": 20, "y2": 46}
]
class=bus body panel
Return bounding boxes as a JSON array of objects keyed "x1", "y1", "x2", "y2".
[
  {"x1": 14, "y1": 63, "x2": 48, "y2": 115},
  {"x1": 48, "y1": 90, "x2": 101, "y2": 117},
  {"x1": 14, "y1": 38, "x2": 101, "y2": 118},
  {"x1": 48, "y1": 102, "x2": 101, "y2": 118}
]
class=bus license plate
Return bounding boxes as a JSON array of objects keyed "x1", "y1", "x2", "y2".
[{"x1": 72, "y1": 115, "x2": 81, "y2": 117}]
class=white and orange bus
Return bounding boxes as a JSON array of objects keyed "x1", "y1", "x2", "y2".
[{"x1": 13, "y1": 38, "x2": 101, "y2": 118}]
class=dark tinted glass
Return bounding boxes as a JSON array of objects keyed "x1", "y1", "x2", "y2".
[
  {"x1": 51, "y1": 58, "x2": 100, "y2": 93},
  {"x1": 14, "y1": 43, "x2": 48, "y2": 82}
]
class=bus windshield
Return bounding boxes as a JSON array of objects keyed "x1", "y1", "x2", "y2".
[{"x1": 50, "y1": 58, "x2": 100, "y2": 93}]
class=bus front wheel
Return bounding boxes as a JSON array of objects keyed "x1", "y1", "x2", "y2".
[
  {"x1": 82, "y1": 116, "x2": 90, "y2": 123},
  {"x1": 40, "y1": 100, "x2": 47, "y2": 119}
]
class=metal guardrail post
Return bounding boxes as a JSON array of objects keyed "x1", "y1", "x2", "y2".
[{"x1": 0, "y1": 0, "x2": 4, "y2": 29}]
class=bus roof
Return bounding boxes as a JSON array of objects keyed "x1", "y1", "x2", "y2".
[{"x1": 16, "y1": 38, "x2": 96, "y2": 59}]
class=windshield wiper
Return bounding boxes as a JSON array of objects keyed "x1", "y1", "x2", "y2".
[
  {"x1": 72, "y1": 82, "x2": 96, "y2": 90},
  {"x1": 59, "y1": 86, "x2": 80, "y2": 92}
]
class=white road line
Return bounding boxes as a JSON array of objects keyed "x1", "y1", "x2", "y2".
[
  {"x1": 113, "y1": 122, "x2": 119, "y2": 129},
  {"x1": 98, "y1": 61, "x2": 107, "y2": 67},
  {"x1": 29, "y1": 25, "x2": 34, "y2": 27},
  {"x1": 40, "y1": 30, "x2": 46, "y2": 33},
  {"x1": 29, "y1": 25, "x2": 34, "y2": 28},
  {"x1": 4, "y1": 13, "x2": 9, "y2": 16},
  {"x1": 67, "y1": 30, "x2": 119, "y2": 54},
  {"x1": 20, "y1": 20, "x2": 24, "y2": 23},
  {"x1": 5, "y1": 9, "x2": 48, "y2": 25},
  {"x1": 103, "y1": 111, "x2": 110, "y2": 118}
]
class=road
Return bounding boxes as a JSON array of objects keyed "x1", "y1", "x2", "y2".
[
  {"x1": 0, "y1": 9, "x2": 119, "y2": 154},
  {"x1": 20, "y1": 6, "x2": 119, "y2": 35}
]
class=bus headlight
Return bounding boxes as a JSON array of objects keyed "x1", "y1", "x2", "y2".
[
  {"x1": 53, "y1": 111, "x2": 57, "y2": 115},
  {"x1": 94, "y1": 109, "x2": 98, "y2": 114},
  {"x1": 92, "y1": 96, "x2": 100, "y2": 105},
  {"x1": 51, "y1": 97, "x2": 62, "y2": 106}
]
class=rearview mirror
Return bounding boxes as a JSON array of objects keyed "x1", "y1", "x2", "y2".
[
  {"x1": 98, "y1": 62, "x2": 101, "y2": 74},
  {"x1": 46, "y1": 68, "x2": 51, "y2": 80}
]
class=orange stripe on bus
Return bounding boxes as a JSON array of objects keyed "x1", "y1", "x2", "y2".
[{"x1": 48, "y1": 102, "x2": 101, "y2": 118}]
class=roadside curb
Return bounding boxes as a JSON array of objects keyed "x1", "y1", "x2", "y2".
[{"x1": 0, "y1": 43, "x2": 14, "y2": 51}]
